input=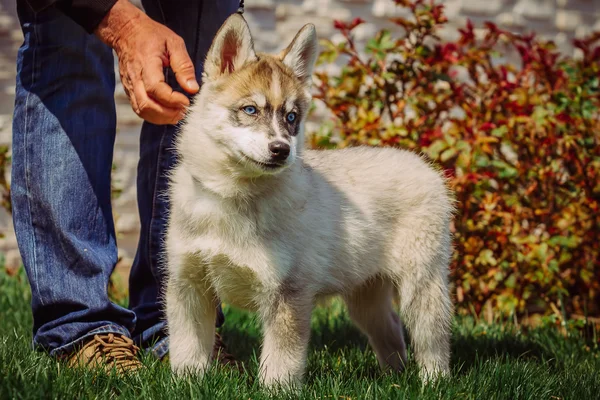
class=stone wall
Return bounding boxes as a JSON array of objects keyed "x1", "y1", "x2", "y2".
[
  {"x1": 0, "y1": 0, "x2": 598, "y2": 269},
  {"x1": 243, "y1": 0, "x2": 600, "y2": 57}
]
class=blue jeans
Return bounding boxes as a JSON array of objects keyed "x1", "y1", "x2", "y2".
[{"x1": 11, "y1": 0, "x2": 238, "y2": 358}]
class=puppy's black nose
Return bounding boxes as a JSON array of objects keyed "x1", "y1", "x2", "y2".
[{"x1": 268, "y1": 141, "x2": 290, "y2": 162}]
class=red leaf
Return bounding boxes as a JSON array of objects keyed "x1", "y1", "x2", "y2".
[
  {"x1": 484, "y1": 21, "x2": 499, "y2": 33},
  {"x1": 479, "y1": 122, "x2": 496, "y2": 132},
  {"x1": 349, "y1": 17, "x2": 365, "y2": 30},
  {"x1": 333, "y1": 20, "x2": 345, "y2": 30},
  {"x1": 556, "y1": 112, "x2": 573, "y2": 124}
]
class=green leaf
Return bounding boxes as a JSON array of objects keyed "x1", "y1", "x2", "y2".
[
  {"x1": 477, "y1": 249, "x2": 497, "y2": 266},
  {"x1": 548, "y1": 235, "x2": 580, "y2": 248},
  {"x1": 581, "y1": 99, "x2": 597, "y2": 120},
  {"x1": 548, "y1": 259, "x2": 559, "y2": 273},
  {"x1": 505, "y1": 274, "x2": 517, "y2": 289},
  {"x1": 491, "y1": 125, "x2": 508, "y2": 138},
  {"x1": 532, "y1": 106, "x2": 548, "y2": 125},
  {"x1": 440, "y1": 147, "x2": 458, "y2": 162},
  {"x1": 425, "y1": 140, "x2": 448, "y2": 159},
  {"x1": 490, "y1": 160, "x2": 518, "y2": 178},
  {"x1": 475, "y1": 153, "x2": 490, "y2": 167}
]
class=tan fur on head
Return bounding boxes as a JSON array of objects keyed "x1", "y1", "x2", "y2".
[
  {"x1": 202, "y1": 14, "x2": 317, "y2": 87},
  {"x1": 178, "y1": 15, "x2": 319, "y2": 195}
]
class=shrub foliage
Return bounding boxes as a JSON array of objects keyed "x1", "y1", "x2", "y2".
[{"x1": 312, "y1": 0, "x2": 600, "y2": 317}]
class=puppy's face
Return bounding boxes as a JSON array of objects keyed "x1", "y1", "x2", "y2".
[{"x1": 184, "y1": 14, "x2": 317, "y2": 177}]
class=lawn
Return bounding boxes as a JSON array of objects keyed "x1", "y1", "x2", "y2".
[{"x1": 1, "y1": 265, "x2": 599, "y2": 400}]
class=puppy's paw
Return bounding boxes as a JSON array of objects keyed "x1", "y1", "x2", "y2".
[
  {"x1": 419, "y1": 365, "x2": 450, "y2": 385},
  {"x1": 170, "y1": 361, "x2": 209, "y2": 378},
  {"x1": 261, "y1": 374, "x2": 302, "y2": 394},
  {"x1": 261, "y1": 368, "x2": 303, "y2": 388}
]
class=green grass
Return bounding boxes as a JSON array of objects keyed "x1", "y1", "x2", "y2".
[{"x1": 1, "y1": 266, "x2": 599, "y2": 399}]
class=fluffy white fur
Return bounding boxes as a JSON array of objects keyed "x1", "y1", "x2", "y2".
[{"x1": 165, "y1": 14, "x2": 454, "y2": 388}]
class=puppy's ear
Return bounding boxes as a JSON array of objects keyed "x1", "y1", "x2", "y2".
[
  {"x1": 204, "y1": 14, "x2": 257, "y2": 79},
  {"x1": 280, "y1": 24, "x2": 318, "y2": 85}
]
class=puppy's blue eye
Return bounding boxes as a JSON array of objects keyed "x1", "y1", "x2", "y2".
[
  {"x1": 243, "y1": 105, "x2": 257, "y2": 115},
  {"x1": 286, "y1": 112, "x2": 297, "y2": 123}
]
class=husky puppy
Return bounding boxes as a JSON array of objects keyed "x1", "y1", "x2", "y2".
[{"x1": 165, "y1": 14, "x2": 454, "y2": 388}]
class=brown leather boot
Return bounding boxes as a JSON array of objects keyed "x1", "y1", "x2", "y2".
[
  {"x1": 65, "y1": 333, "x2": 142, "y2": 374},
  {"x1": 212, "y1": 332, "x2": 239, "y2": 368}
]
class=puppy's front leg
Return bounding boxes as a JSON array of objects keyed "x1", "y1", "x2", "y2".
[
  {"x1": 166, "y1": 273, "x2": 217, "y2": 377},
  {"x1": 259, "y1": 295, "x2": 312, "y2": 388}
]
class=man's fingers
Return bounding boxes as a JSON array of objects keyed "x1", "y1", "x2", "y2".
[
  {"x1": 121, "y1": 74, "x2": 139, "y2": 112},
  {"x1": 167, "y1": 37, "x2": 199, "y2": 94},
  {"x1": 132, "y1": 80, "x2": 185, "y2": 125},
  {"x1": 142, "y1": 59, "x2": 190, "y2": 109}
]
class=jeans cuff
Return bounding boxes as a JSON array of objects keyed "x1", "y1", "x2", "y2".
[
  {"x1": 149, "y1": 336, "x2": 169, "y2": 360},
  {"x1": 48, "y1": 324, "x2": 131, "y2": 358}
]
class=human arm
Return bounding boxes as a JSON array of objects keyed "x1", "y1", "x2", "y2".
[{"x1": 26, "y1": 0, "x2": 199, "y2": 125}]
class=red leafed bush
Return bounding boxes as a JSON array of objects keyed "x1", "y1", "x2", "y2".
[{"x1": 312, "y1": 0, "x2": 600, "y2": 318}]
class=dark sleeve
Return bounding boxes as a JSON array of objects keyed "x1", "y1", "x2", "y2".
[{"x1": 25, "y1": 0, "x2": 118, "y2": 33}]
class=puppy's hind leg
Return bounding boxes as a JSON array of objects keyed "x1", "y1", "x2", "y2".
[
  {"x1": 395, "y1": 256, "x2": 452, "y2": 382},
  {"x1": 344, "y1": 278, "x2": 407, "y2": 372}
]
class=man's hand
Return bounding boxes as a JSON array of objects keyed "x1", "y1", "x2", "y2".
[{"x1": 95, "y1": 0, "x2": 199, "y2": 125}]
